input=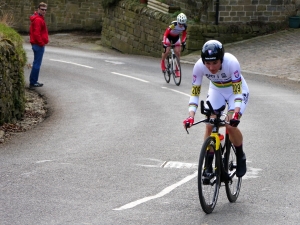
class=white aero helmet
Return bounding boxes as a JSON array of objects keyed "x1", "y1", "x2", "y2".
[{"x1": 177, "y1": 13, "x2": 187, "y2": 24}]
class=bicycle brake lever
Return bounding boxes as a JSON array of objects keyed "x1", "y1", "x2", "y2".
[{"x1": 185, "y1": 122, "x2": 190, "y2": 134}]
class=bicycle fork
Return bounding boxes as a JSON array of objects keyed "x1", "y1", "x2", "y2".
[{"x1": 203, "y1": 133, "x2": 221, "y2": 185}]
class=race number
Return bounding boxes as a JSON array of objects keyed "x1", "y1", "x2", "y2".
[
  {"x1": 232, "y1": 82, "x2": 241, "y2": 94},
  {"x1": 191, "y1": 85, "x2": 201, "y2": 96}
]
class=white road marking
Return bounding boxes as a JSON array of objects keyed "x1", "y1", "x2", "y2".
[
  {"x1": 162, "y1": 161, "x2": 198, "y2": 169},
  {"x1": 36, "y1": 160, "x2": 53, "y2": 163},
  {"x1": 111, "y1": 72, "x2": 149, "y2": 83},
  {"x1": 161, "y1": 86, "x2": 190, "y2": 96},
  {"x1": 242, "y1": 167, "x2": 262, "y2": 179},
  {"x1": 105, "y1": 60, "x2": 124, "y2": 65},
  {"x1": 50, "y1": 59, "x2": 93, "y2": 68},
  {"x1": 113, "y1": 171, "x2": 198, "y2": 211},
  {"x1": 137, "y1": 160, "x2": 198, "y2": 169}
]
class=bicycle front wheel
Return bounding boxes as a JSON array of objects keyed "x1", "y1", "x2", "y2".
[
  {"x1": 198, "y1": 136, "x2": 221, "y2": 214},
  {"x1": 224, "y1": 135, "x2": 242, "y2": 202},
  {"x1": 163, "y1": 57, "x2": 171, "y2": 83},
  {"x1": 171, "y1": 54, "x2": 181, "y2": 86}
]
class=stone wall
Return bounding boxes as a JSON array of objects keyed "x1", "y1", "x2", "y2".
[
  {"x1": 101, "y1": 2, "x2": 173, "y2": 57},
  {"x1": 0, "y1": 26, "x2": 26, "y2": 125},
  {"x1": 163, "y1": 0, "x2": 300, "y2": 24},
  {"x1": 101, "y1": 1, "x2": 287, "y2": 57},
  {"x1": 0, "y1": 0, "x2": 104, "y2": 33},
  {"x1": 1, "y1": 0, "x2": 298, "y2": 33}
]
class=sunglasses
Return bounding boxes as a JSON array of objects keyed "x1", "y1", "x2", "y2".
[
  {"x1": 39, "y1": 8, "x2": 47, "y2": 11},
  {"x1": 178, "y1": 23, "x2": 183, "y2": 25}
]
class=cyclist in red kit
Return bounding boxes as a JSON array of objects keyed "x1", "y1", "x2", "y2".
[{"x1": 161, "y1": 13, "x2": 187, "y2": 77}]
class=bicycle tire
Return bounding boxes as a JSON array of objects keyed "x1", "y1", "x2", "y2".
[
  {"x1": 163, "y1": 57, "x2": 171, "y2": 83},
  {"x1": 198, "y1": 136, "x2": 221, "y2": 214},
  {"x1": 224, "y1": 135, "x2": 242, "y2": 202},
  {"x1": 171, "y1": 54, "x2": 181, "y2": 86}
]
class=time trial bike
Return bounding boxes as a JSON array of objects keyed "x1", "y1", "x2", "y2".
[{"x1": 185, "y1": 100, "x2": 242, "y2": 214}]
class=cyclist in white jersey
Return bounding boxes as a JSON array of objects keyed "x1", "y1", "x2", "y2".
[{"x1": 183, "y1": 40, "x2": 249, "y2": 177}]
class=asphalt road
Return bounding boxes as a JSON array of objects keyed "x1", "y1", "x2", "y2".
[{"x1": 1, "y1": 41, "x2": 300, "y2": 224}]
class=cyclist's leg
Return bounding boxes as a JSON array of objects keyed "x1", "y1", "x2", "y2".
[
  {"x1": 174, "y1": 38, "x2": 181, "y2": 59},
  {"x1": 204, "y1": 88, "x2": 227, "y2": 140},
  {"x1": 225, "y1": 90, "x2": 250, "y2": 177},
  {"x1": 204, "y1": 89, "x2": 227, "y2": 173},
  {"x1": 161, "y1": 38, "x2": 171, "y2": 71}
]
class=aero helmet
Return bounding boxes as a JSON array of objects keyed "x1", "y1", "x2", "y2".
[
  {"x1": 201, "y1": 40, "x2": 224, "y2": 64},
  {"x1": 177, "y1": 13, "x2": 187, "y2": 24}
]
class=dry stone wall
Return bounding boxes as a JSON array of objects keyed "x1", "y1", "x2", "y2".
[
  {"x1": 0, "y1": 0, "x2": 104, "y2": 33},
  {"x1": 0, "y1": 37, "x2": 26, "y2": 125},
  {"x1": 161, "y1": 0, "x2": 299, "y2": 24},
  {"x1": 101, "y1": 1, "x2": 287, "y2": 57},
  {"x1": 101, "y1": 2, "x2": 173, "y2": 57}
]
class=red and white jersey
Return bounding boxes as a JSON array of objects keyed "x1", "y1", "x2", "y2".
[{"x1": 163, "y1": 21, "x2": 187, "y2": 43}]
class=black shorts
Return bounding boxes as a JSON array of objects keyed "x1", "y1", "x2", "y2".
[{"x1": 167, "y1": 35, "x2": 180, "y2": 44}]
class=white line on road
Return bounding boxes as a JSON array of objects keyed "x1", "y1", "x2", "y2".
[
  {"x1": 105, "y1": 60, "x2": 124, "y2": 65},
  {"x1": 113, "y1": 171, "x2": 198, "y2": 211},
  {"x1": 50, "y1": 59, "x2": 93, "y2": 68},
  {"x1": 111, "y1": 72, "x2": 149, "y2": 83},
  {"x1": 161, "y1": 86, "x2": 190, "y2": 97}
]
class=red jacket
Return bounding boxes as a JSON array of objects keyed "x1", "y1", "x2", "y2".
[{"x1": 29, "y1": 12, "x2": 49, "y2": 46}]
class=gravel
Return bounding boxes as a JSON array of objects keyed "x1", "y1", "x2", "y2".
[{"x1": 0, "y1": 88, "x2": 47, "y2": 144}]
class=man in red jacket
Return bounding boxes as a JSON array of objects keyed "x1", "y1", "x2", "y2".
[{"x1": 29, "y1": 2, "x2": 49, "y2": 88}]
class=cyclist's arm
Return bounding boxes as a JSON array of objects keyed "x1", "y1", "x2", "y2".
[
  {"x1": 230, "y1": 58, "x2": 243, "y2": 112},
  {"x1": 188, "y1": 61, "x2": 204, "y2": 116},
  {"x1": 181, "y1": 29, "x2": 187, "y2": 43},
  {"x1": 162, "y1": 27, "x2": 171, "y2": 44}
]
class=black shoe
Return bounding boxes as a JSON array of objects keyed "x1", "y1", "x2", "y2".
[
  {"x1": 236, "y1": 153, "x2": 247, "y2": 177},
  {"x1": 203, "y1": 165, "x2": 213, "y2": 185},
  {"x1": 30, "y1": 82, "x2": 43, "y2": 88}
]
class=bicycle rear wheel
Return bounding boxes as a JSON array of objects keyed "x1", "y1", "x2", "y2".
[
  {"x1": 171, "y1": 54, "x2": 181, "y2": 86},
  {"x1": 163, "y1": 57, "x2": 171, "y2": 83},
  {"x1": 198, "y1": 136, "x2": 221, "y2": 214},
  {"x1": 224, "y1": 135, "x2": 242, "y2": 202}
]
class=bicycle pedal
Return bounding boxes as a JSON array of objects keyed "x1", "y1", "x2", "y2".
[
  {"x1": 202, "y1": 178, "x2": 210, "y2": 185},
  {"x1": 202, "y1": 172, "x2": 214, "y2": 185}
]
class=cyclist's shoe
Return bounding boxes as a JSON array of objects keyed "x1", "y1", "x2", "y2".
[
  {"x1": 236, "y1": 153, "x2": 247, "y2": 177},
  {"x1": 161, "y1": 60, "x2": 166, "y2": 72},
  {"x1": 175, "y1": 70, "x2": 180, "y2": 77},
  {"x1": 203, "y1": 165, "x2": 213, "y2": 185}
]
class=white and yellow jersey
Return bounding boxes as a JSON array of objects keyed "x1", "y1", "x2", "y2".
[{"x1": 189, "y1": 53, "x2": 249, "y2": 113}]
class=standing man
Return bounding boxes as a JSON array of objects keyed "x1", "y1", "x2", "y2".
[{"x1": 29, "y1": 2, "x2": 48, "y2": 88}]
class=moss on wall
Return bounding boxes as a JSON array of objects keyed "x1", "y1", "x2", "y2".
[{"x1": 0, "y1": 24, "x2": 26, "y2": 125}]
